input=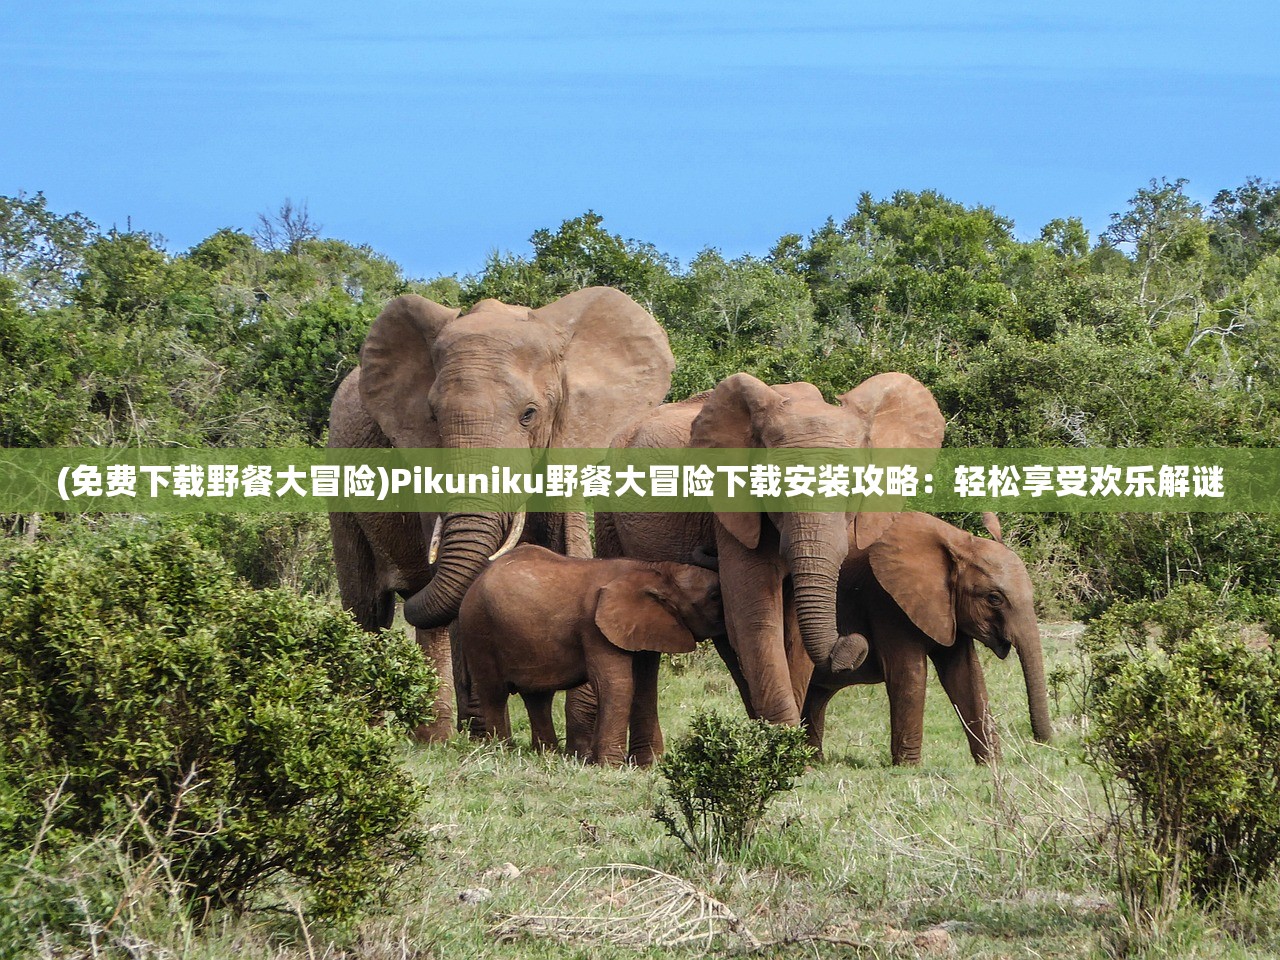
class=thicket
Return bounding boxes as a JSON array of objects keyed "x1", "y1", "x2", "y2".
[
  {"x1": 4, "y1": 181, "x2": 1277, "y2": 611},
  {"x1": 0, "y1": 524, "x2": 437, "y2": 938},
  {"x1": 653, "y1": 710, "x2": 812, "y2": 860},
  {"x1": 1082, "y1": 584, "x2": 1280, "y2": 943}
]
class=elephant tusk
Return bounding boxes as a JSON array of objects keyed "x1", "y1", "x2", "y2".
[
  {"x1": 428, "y1": 516, "x2": 443, "y2": 565},
  {"x1": 489, "y1": 511, "x2": 527, "y2": 561}
]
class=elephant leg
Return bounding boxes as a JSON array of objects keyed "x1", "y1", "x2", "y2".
[
  {"x1": 414, "y1": 625, "x2": 456, "y2": 742},
  {"x1": 564, "y1": 684, "x2": 597, "y2": 760},
  {"x1": 593, "y1": 511, "x2": 622, "y2": 559},
  {"x1": 473, "y1": 680, "x2": 513, "y2": 744},
  {"x1": 520, "y1": 691, "x2": 559, "y2": 752},
  {"x1": 563, "y1": 511, "x2": 593, "y2": 559},
  {"x1": 330, "y1": 512, "x2": 394, "y2": 630},
  {"x1": 801, "y1": 682, "x2": 838, "y2": 761},
  {"x1": 626, "y1": 651, "x2": 663, "y2": 767},
  {"x1": 587, "y1": 647, "x2": 634, "y2": 767},
  {"x1": 883, "y1": 652, "x2": 929, "y2": 765},
  {"x1": 932, "y1": 641, "x2": 997, "y2": 764},
  {"x1": 716, "y1": 532, "x2": 798, "y2": 724},
  {"x1": 451, "y1": 626, "x2": 486, "y2": 739},
  {"x1": 711, "y1": 634, "x2": 759, "y2": 720}
]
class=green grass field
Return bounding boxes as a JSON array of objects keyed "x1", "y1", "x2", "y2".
[
  {"x1": 372, "y1": 623, "x2": 1107, "y2": 959},
  {"x1": 97, "y1": 622, "x2": 1280, "y2": 959}
]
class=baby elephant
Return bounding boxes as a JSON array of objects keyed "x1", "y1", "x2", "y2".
[
  {"x1": 804, "y1": 512, "x2": 1052, "y2": 765},
  {"x1": 456, "y1": 544, "x2": 725, "y2": 767}
]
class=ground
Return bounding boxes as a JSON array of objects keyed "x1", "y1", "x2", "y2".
[{"x1": 192, "y1": 623, "x2": 1279, "y2": 959}]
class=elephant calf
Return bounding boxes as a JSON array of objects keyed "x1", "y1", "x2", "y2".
[
  {"x1": 455, "y1": 545, "x2": 725, "y2": 767},
  {"x1": 804, "y1": 512, "x2": 1052, "y2": 765}
]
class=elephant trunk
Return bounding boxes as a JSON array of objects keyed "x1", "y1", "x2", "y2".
[
  {"x1": 1013, "y1": 612, "x2": 1053, "y2": 743},
  {"x1": 403, "y1": 512, "x2": 509, "y2": 628},
  {"x1": 788, "y1": 523, "x2": 865, "y2": 673}
]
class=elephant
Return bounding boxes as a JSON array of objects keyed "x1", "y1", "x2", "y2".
[
  {"x1": 596, "y1": 371, "x2": 945, "y2": 728},
  {"x1": 802, "y1": 511, "x2": 1053, "y2": 765},
  {"x1": 327, "y1": 287, "x2": 674, "y2": 739},
  {"x1": 454, "y1": 544, "x2": 725, "y2": 767}
]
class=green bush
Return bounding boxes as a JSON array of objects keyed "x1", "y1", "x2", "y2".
[
  {"x1": 0, "y1": 527, "x2": 436, "y2": 926},
  {"x1": 653, "y1": 711, "x2": 812, "y2": 860},
  {"x1": 1083, "y1": 584, "x2": 1280, "y2": 917}
]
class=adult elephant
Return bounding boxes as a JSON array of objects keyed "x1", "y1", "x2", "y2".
[
  {"x1": 803, "y1": 512, "x2": 1053, "y2": 765},
  {"x1": 597, "y1": 371, "x2": 945, "y2": 727},
  {"x1": 328, "y1": 287, "x2": 674, "y2": 740}
]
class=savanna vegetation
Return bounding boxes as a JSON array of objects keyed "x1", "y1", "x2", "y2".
[{"x1": 2, "y1": 181, "x2": 1279, "y2": 957}]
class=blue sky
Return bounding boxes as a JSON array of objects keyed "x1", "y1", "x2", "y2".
[{"x1": 4, "y1": 2, "x2": 1278, "y2": 278}]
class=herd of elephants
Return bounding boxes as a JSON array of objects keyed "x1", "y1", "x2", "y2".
[{"x1": 327, "y1": 287, "x2": 1053, "y2": 768}]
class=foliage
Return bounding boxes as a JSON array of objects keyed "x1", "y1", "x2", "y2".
[
  {"x1": 179, "y1": 513, "x2": 339, "y2": 595},
  {"x1": 3, "y1": 177, "x2": 1280, "y2": 611},
  {"x1": 653, "y1": 710, "x2": 812, "y2": 860},
  {"x1": 0, "y1": 191, "x2": 94, "y2": 309},
  {"x1": 1082, "y1": 584, "x2": 1280, "y2": 938},
  {"x1": 464, "y1": 211, "x2": 677, "y2": 312},
  {"x1": 1210, "y1": 176, "x2": 1280, "y2": 278},
  {"x1": 0, "y1": 527, "x2": 436, "y2": 924},
  {"x1": 249, "y1": 288, "x2": 370, "y2": 437}
]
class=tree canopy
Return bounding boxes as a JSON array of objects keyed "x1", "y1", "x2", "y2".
[{"x1": 2, "y1": 182, "x2": 1277, "y2": 609}]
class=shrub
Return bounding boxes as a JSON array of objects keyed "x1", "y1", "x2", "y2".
[
  {"x1": 653, "y1": 711, "x2": 812, "y2": 860},
  {"x1": 1082, "y1": 584, "x2": 1280, "y2": 931},
  {"x1": 0, "y1": 527, "x2": 436, "y2": 926}
]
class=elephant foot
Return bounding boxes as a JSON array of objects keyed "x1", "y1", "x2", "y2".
[
  {"x1": 829, "y1": 632, "x2": 869, "y2": 673},
  {"x1": 413, "y1": 715, "x2": 455, "y2": 743},
  {"x1": 627, "y1": 747, "x2": 660, "y2": 767},
  {"x1": 589, "y1": 750, "x2": 627, "y2": 768},
  {"x1": 459, "y1": 718, "x2": 487, "y2": 741},
  {"x1": 971, "y1": 743, "x2": 1001, "y2": 765}
]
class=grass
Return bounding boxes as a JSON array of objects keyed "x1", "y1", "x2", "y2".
[{"x1": 14, "y1": 623, "x2": 1280, "y2": 958}]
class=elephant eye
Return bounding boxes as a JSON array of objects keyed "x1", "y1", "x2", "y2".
[
  {"x1": 988, "y1": 592, "x2": 1004, "y2": 606},
  {"x1": 520, "y1": 406, "x2": 537, "y2": 426}
]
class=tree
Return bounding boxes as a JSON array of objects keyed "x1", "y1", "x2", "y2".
[
  {"x1": 527, "y1": 211, "x2": 678, "y2": 312},
  {"x1": 1209, "y1": 176, "x2": 1280, "y2": 278},
  {"x1": 0, "y1": 192, "x2": 95, "y2": 309},
  {"x1": 1103, "y1": 178, "x2": 1212, "y2": 330},
  {"x1": 1039, "y1": 217, "x2": 1091, "y2": 259},
  {"x1": 0, "y1": 280, "x2": 90, "y2": 445},
  {"x1": 770, "y1": 216, "x2": 894, "y2": 327},
  {"x1": 677, "y1": 248, "x2": 815, "y2": 349},
  {"x1": 847, "y1": 189, "x2": 1015, "y2": 277},
  {"x1": 251, "y1": 289, "x2": 368, "y2": 439},
  {"x1": 187, "y1": 227, "x2": 258, "y2": 273},
  {"x1": 255, "y1": 198, "x2": 322, "y2": 253},
  {"x1": 74, "y1": 229, "x2": 177, "y2": 318}
]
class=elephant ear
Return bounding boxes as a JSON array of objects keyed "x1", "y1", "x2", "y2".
[
  {"x1": 867, "y1": 512, "x2": 958, "y2": 646},
  {"x1": 840, "y1": 373, "x2": 946, "y2": 550},
  {"x1": 595, "y1": 571, "x2": 697, "y2": 654},
  {"x1": 852, "y1": 512, "x2": 898, "y2": 552},
  {"x1": 533, "y1": 287, "x2": 674, "y2": 448},
  {"x1": 688, "y1": 373, "x2": 786, "y2": 550},
  {"x1": 359, "y1": 295, "x2": 459, "y2": 448},
  {"x1": 838, "y1": 372, "x2": 945, "y2": 447},
  {"x1": 771, "y1": 381, "x2": 827, "y2": 404},
  {"x1": 981, "y1": 512, "x2": 1004, "y2": 543}
]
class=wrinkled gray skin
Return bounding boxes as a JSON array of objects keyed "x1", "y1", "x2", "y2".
[
  {"x1": 803, "y1": 512, "x2": 1053, "y2": 765},
  {"x1": 457, "y1": 545, "x2": 725, "y2": 767},
  {"x1": 328, "y1": 288, "x2": 673, "y2": 740},
  {"x1": 596, "y1": 372, "x2": 946, "y2": 730}
]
